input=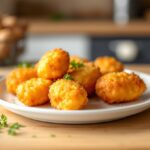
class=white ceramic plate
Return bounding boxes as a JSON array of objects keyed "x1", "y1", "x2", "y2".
[{"x1": 0, "y1": 69, "x2": 150, "y2": 124}]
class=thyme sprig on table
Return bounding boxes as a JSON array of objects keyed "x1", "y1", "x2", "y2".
[
  {"x1": 8, "y1": 122, "x2": 24, "y2": 136},
  {"x1": 0, "y1": 114, "x2": 24, "y2": 136},
  {"x1": 0, "y1": 114, "x2": 8, "y2": 128}
]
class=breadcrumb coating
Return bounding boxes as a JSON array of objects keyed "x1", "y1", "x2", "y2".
[
  {"x1": 6, "y1": 68, "x2": 37, "y2": 94},
  {"x1": 37, "y1": 48, "x2": 69, "y2": 80},
  {"x1": 17, "y1": 78, "x2": 52, "y2": 106},
  {"x1": 49, "y1": 79, "x2": 88, "y2": 110},
  {"x1": 94, "y1": 56, "x2": 124, "y2": 75},
  {"x1": 96, "y1": 72, "x2": 147, "y2": 103},
  {"x1": 70, "y1": 63, "x2": 101, "y2": 96}
]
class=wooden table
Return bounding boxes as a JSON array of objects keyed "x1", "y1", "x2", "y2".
[{"x1": 0, "y1": 65, "x2": 150, "y2": 150}]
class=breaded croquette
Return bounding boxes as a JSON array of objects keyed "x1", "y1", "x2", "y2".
[
  {"x1": 37, "y1": 48, "x2": 69, "y2": 80},
  {"x1": 94, "y1": 56, "x2": 124, "y2": 75},
  {"x1": 16, "y1": 78, "x2": 52, "y2": 106},
  {"x1": 70, "y1": 63, "x2": 101, "y2": 96},
  {"x1": 96, "y1": 72, "x2": 146, "y2": 104},
  {"x1": 49, "y1": 79, "x2": 88, "y2": 110},
  {"x1": 6, "y1": 68, "x2": 37, "y2": 94}
]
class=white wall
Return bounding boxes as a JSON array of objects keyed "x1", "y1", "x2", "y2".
[{"x1": 18, "y1": 34, "x2": 90, "y2": 62}]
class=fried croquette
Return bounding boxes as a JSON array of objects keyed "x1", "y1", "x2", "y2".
[
  {"x1": 96, "y1": 72, "x2": 146, "y2": 104},
  {"x1": 94, "y1": 56, "x2": 124, "y2": 75},
  {"x1": 17, "y1": 78, "x2": 52, "y2": 106},
  {"x1": 6, "y1": 68, "x2": 37, "y2": 94},
  {"x1": 70, "y1": 63, "x2": 101, "y2": 96},
  {"x1": 49, "y1": 79, "x2": 88, "y2": 110},
  {"x1": 37, "y1": 48, "x2": 69, "y2": 80}
]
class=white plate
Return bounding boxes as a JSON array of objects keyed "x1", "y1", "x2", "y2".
[{"x1": 0, "y1": 69, "x2": 150, "y2": 124}]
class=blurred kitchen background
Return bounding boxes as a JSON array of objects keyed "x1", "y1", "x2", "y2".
[{"x1": 0, "y1": 0, "x2": 150, "y2": 65}]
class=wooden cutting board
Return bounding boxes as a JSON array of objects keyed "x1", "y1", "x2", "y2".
[{"x1": 0, "y1": 65, "x2": 150, "y2": 150}]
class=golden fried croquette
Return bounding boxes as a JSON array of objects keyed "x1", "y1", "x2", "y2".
[
  {"x1": 49, "y1": 79, "x2": 88, "y2": 110},
  {"x1": 37, "y1": 48, "x2": 69, "y2": 80},
  {"x1": 94, "y1": 56, "x2": 124, "y2": 75},
  {"x1": 70, "y1": 63, "x2": 101, "y2": 96},
  {"x1": 6, "y1": 68, "x2": 37, "y2": 95},
  {"x1": 96, "y1": 72, "x2": 146, "y2": 104},
  {"x1": 17, "y1": 78, "x2": 52, "y2": 106}
]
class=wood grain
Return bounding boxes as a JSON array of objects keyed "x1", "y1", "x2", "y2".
[
  {"x1": 0, "y1": 65, "x2": 150, "y2": 150},
  {"x1": 28, "y1": 20, "x2": 150, "y2": 36}
]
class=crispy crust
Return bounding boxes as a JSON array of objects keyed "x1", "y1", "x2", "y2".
[
  {"x1": 49, "y1": 79, "x2": 88, "y2": 110},
  {"x1": 96, "y1": 72, "x2": 147, "y2": 104},
  {"x1": 16, "y1": 78, "x2": 52, "y2": 106},
  {"x1": 70, "y1": 63, "x2": 101, "y2": 96},
  {"x1": 94, "y1": 56, "x2": 124, "y2": 75},
  {"x1": 37, "y1": 48, "x2": 69, "y2": 80},
  {"x1": 6, "y1": 68, "x2": 37, "y2": 95}
]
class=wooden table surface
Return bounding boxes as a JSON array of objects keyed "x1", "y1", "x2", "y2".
[{"x1": 0, "y1": 65, "x2": 150, "y2": 150}]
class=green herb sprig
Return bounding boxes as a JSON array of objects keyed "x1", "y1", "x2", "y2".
[
  {"x1": 63, "y1": 74, "x2": 73, "y2": 80},
  {"x1": 8, "y1": 123, "x2": 24, "y2": 136},
  {"x1": 70, "y1": 60, "x2": 84, "y2": 69},
  {"x1": 0, "y1": 114, "x2": 8, "y2": 128},
  {"x1": 18, "y1": 62, "x2": 33, "y2": 68}
]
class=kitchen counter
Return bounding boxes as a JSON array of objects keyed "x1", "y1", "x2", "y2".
[
  {"x1": 0, "y1": 65, "x2": 150, "y2": 150},
  {"x1": 28, "y1": 20, "x2": 150, "y2": 36}
]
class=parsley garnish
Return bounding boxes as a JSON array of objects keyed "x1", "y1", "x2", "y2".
[
  {"x1": 8, "y1": 122, "x2": 24, "y2": 136},
  {"x1": 63, "y1": 74, "x2": 73, "y2": 80},
  {"x1": 0, "y1": 114, "x2": 8, "y2": 128},
  {"x1": 70, "y1": 60, "x2": 84, "y2": 69},
  {"x1": 18, "y1": 62, "x2": 33, "y2": 68},
  {"x1": 0, "y1": 114, "x2": 25, "y2": 136}
]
